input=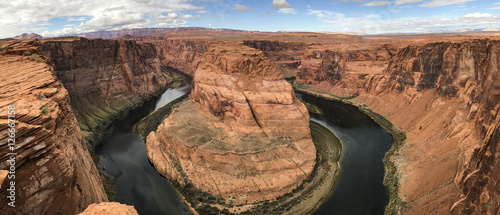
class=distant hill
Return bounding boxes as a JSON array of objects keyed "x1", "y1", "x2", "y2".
[
  {"x1": 14, "y1": 33, "x2": 43, "y2": 39},
  {"x1": 61, "y1": 27, "x2": 261, "y2": 39}
]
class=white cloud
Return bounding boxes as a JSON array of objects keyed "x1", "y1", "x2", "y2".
[
  {"x1": 277, "y1": 8, "x2": 297, "y2": 14},
  {"x1": 489, "y1": 7, "x2": 500, "y2": 10},
  {"x1": 395, "y1": 0, "x2": 423, "y2": 5},
  {"x1": 272, "y1": 0, "x2": 292, "y2": 10},
  {"x1": 234, "y1": 4, "x2": 249, "y2": 11},
  {"x1": 308, "y1": 9, "x2": 500, "y2": 34},
  {"x1": 197, "y1": 10, "x2": 209, "y2": 14},
  {"x1": 419, "y1": 0, "x2": 475, "y2": 7},
  {"x1": 272, "y1": 0, "x2": 297, "y2": 13},
  {"x1": 66, "y1": 16, "x2": 89, "y2": 22},
  {"x1": 362, "y1": 1, "x2": 391, "y2": 6},
  {"x1": 0, "y1": 0, "x2": 204, "y2": 38}
]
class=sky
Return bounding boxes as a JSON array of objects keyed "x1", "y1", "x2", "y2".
[{"x1": 1, "y1": 0, "x2": 500, "y2": 38}]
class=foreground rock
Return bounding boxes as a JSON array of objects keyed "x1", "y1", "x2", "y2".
[
  {"x1": 146, "y1": 44, "x2": 316, "y2": 207},
  {"x1": 79, "y1": 202, "x2": 138, "y2": 215},
  {"x1": 0, "y1": 39, "x2": 107, "y2": 214}
]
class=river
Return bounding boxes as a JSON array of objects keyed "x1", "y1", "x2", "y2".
[{"x1": 95, "y1": 79, "x2": 392, "y2": 215}]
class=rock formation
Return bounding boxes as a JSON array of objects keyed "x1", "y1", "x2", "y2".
[
  {"x1": 152, "y1": 39, "x2": 208, "y2": 76},
  {"x1": 0, "y1": 39, "x2": 107, "y2": 214},
  {"x1": 243, "y1": 40, "x2": 307, "y2": 78},
  {"x1": 145, "y1": 43, "x2": 316, "y2": 205},
  {"x1": 42, "y1": 37, "x2": 173, "y2": 142},
  {"x1": 79, "y1": 202, "x2": 138, "y2": 215},
  {"x1": 295, "y1": 37, "x2": 500, "y2": 214}
]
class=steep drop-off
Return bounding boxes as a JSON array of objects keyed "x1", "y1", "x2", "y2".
[
  {"x1": 145, "y1": 43, "x2": 316, "y2": 207},
  {"x1": 296, "y1": 38, "x2": 500, "y2": 214},
  {"x1": 0, "y1": 39, "x2": 107, "y2": 214},
  {"x1": 243, "y1": 40, "x2": 307, "y2": 78},
  {"x1": 41, "y1": 38, "x2": 173, "y2": 142}
]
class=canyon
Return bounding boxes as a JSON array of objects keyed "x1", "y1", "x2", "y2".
[
  {"x1": 145, "y1": 43, "x2": 316, "y2": 207},
  {"x1": 1, "y1": 29, "x2": 499, "y2": 214}
]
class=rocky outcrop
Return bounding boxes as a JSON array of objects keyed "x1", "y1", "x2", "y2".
[
  {"x1": 41, "y1": 37, "x2": 173, "y2": 142},
  {"x1": 297, "y1": 43, "x2": 397, "y2": 97},
  {"x1": 14, "y1": 33, "x2": 43, "y2": 40},
  {"x1": 0, "y1": 40, "x2": 107, "y2": 214},
  {"x1": 146, "y1": 43, "x2": 316, "y2": 206},
  {"x1": 79, "y1": 202, "x2": 138, "y2": 215},
  {"x1": 295, "y1": 38, "x2": 500, "y2": 214},
  {"x1": 381, "y1": 40, "x2": 500, "y2": 215},
  {"x1": 243, "y1": 40, "x2": 307, "y2": 78},
  {"x1": 151, "y1": 39, "x2": 208, "y2": 76}
]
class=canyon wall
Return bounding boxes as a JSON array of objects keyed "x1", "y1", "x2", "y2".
[
  {"x1": 242, "y1": 40, "x2": 307, "y2": 78},
  {"x1": 0, "y1": 39, "x2": 107, "y2": 214},
  {"x1": 296, "y1": 38, "x2": 500, "y2": 214},
  {"x1": 146, "y1": 43, "x2": 316, "y2": 206},
  {"x1": 151, "y1": 39, "x2": 208, "y2": 76},
  {"x1": 42, "y1": 38, "x2": 173, "y2": 142}
]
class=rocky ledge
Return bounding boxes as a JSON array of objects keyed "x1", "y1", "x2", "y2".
[{"x1": 145, "y1": 43, "x2": 316, "y2": 207}]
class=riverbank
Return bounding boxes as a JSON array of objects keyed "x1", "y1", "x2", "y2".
[
  {"x1": 293, "y1": 82, "x2": 405, "y2": 214},
  {"x1": 90, "y1": 72, "x2": 185, "y2": 201},
  {"x1": 135, "y1": 99, "x2": 342, "y2": 214}
]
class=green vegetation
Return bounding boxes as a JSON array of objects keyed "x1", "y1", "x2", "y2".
[
  {"x1": 100, "y1": 173, "x2": 115, "y2": 201},
  {"x1": 300, "y1": 100, "x2": 323, "y2": 115},
  {"x1": 23, "y1": 51, "x2": 32, "y2": 56},
  {"x1": 0, "y1": 47, "x2": 3, "y2": 51},
  {"x1": 132, "y1": 93, "x2": 189, "y2": 138},
  {"x1": 357, "y1": 105, "x2": 406, "y2": 215},
  {"x1": 40, "y1": 104, "x2": 49, "y2": 115}
]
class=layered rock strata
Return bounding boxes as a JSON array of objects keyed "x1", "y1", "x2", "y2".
[
  {"x1": 146, "y1": 44, "x2": 316, "y2": 205},
  {"x1": 0, "y1": 39, "x2": 107, "y2": 214},
  {"x1": 42, "y1": 38, "x2": 173, "y2": 141},
  {"x1": 296, "y1": 38, "x2": 500, "y2": 214},
  {"x1": 243, "y1": 40, "x2": 307, "y2": 78}
]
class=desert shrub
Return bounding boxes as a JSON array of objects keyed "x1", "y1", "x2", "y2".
[{"x1": 23, "y1": 51, "x2": 32, "y2": 56}]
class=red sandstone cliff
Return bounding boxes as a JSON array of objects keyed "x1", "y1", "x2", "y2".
[
  {"x1": 295, "y1": 37, "x2": 500, "y2": 214},
  {"x1": 0, "y1": 39, "x2": 107, "y2": 214},
  {"x1": 242, "y1": 40, "x2": 307, "y2": 78},
  {"x1": 146, "y1": 43, "x2": 316, "y2": 206},
  {"x1": 41, "y1": 37, "x2": 173, "y2": 142}
]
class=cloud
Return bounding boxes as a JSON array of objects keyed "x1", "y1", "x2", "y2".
[
  {"x1": 234, "y1": 4, "x2": 249, "y2": 11},
  {"x1": 0, "y1": 0, "x2": 204, "y2": 38},
  {"x1": 272, "y1": 0, "x2": 297, "y2": 13},
  {"x1": 362, "y1": 1, "x2": 391, "y2": 6},
  {"x1": 395, "y1": 0, "x2": 423, "y2": 5},
  {"x1": 197, "y1": 10, "x2": 209, "y2": 14},
  {"x1": 308, "y1": 9, "x2": 500, "y2": 34},
  {"x1": 272, "y1": 0, "x2": 292, "y2": 10},
  {"x1": 66, "y1": 16, "x2": 89, "y2": 22},
  {"x1": 419, "y1": 0, "x2": 475, "y2": 7},
  {"x1": 277, "y1": 8, "x2": 297, "y2": 14}
]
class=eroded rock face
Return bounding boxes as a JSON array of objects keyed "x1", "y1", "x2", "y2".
[
  {"x1": 152, "y1": 39, "x2": 208, "y2": 76},
  {"x1": 295, "y1": 38, "x2": 500, "y2": 214},
  {"x1": 243, "y1": 40, "x2": 307, "y2": 78},
  {"x1": 79, "y1": 202, "x2": 138, "y2": 215},
  {"x1": 146, "y1": 44, "x2": 316, "y2": 205},
  {"x1": 42, "y1": 38, "x2": 173, "y2": 141},
  {"x1": 384, "y1": 40, "x2": 500, "y2": 215},
  {"x1": 0, "y1": 40, "x2": 107, "y2": 214}
]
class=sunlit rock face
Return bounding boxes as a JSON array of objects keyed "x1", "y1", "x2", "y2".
[{"x1": 146, "y1": 43, "x2": 316, "y2": 205}]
